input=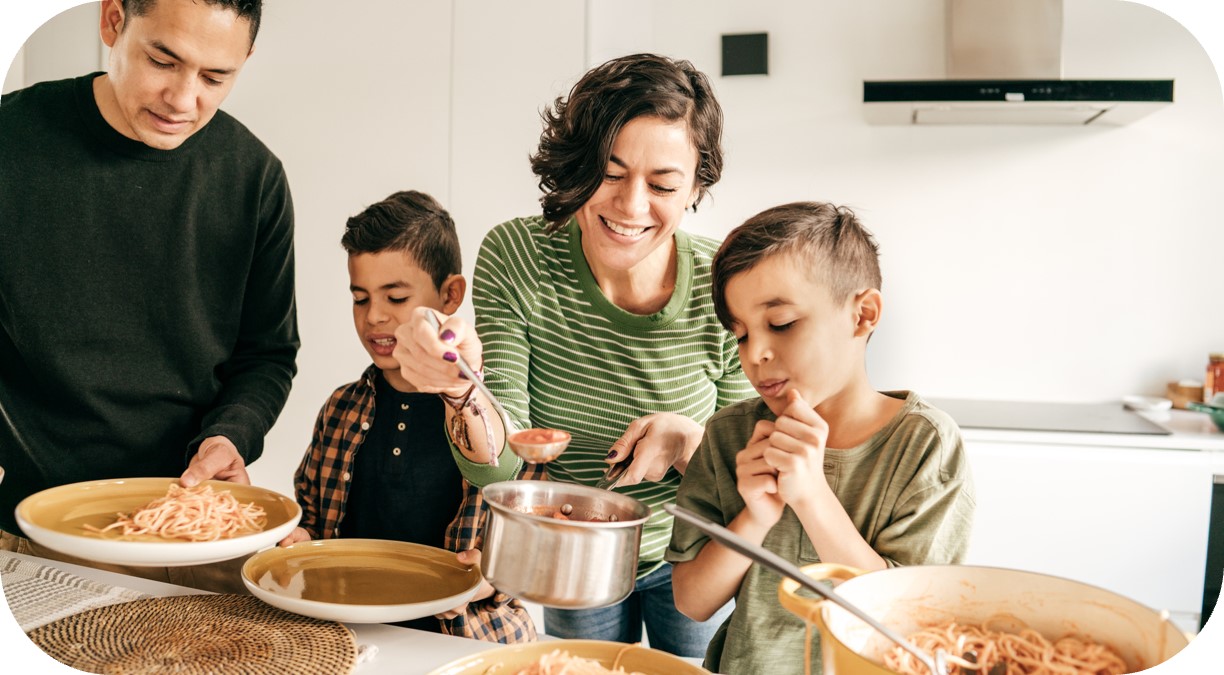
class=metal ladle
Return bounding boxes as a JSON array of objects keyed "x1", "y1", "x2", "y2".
[
  {"x1": 665, "y1": 504, "x2": 950, "y2": 675},
  {"x1": 424, "y1": 312, "x2": 570, "y2": 464}
]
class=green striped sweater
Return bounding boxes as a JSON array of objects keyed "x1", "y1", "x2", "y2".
[{"x1": 469, "y1": 215, "x2": 755, "y2": 577}]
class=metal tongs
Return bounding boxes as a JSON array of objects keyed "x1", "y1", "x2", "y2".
[
  {"x1": 665, "y1": 504, "x2": 951, "y2": 675},
  {"x1": 594, "y1": 449, "x2": 632, "y2": 490}
]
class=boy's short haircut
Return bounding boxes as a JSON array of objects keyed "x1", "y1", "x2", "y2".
[
  {"x1": 340, "y1": 190, "x2": 461, "y2": 290},
  {"x1": 712, "y1": 201, "x2": 882, "y2": 330}
]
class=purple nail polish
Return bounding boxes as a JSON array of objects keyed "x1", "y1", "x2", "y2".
[
  {"x1": 443, "y1": 352, "x2": 458, "y2": 362},
  {"x1": 458, "y1": 371, "x2": 468, "y2": 380},
  {"x1": 440, "y1": 329, "x2": 456, "y2": 343},
  {"x1": 606, "y1": 450, "x2": 617, "y2": 460}
]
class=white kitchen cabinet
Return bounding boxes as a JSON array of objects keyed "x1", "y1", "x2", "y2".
[{"x1": 963, "y1": 435, "x2": 1224, "y2": 634}]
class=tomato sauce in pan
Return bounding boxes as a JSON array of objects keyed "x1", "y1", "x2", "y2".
[{"x1": 525, "y1": 505, "x2": 617, "y2": 522}]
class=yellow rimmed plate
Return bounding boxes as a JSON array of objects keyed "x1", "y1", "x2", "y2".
[
  {"x1": 427, "y1": 640, "x2": 712, "y2": 674},
  {"x1": 15, "y1": 477, "x2": 300, "y2": 567},
  {"x1": 242, "y1": 539, "x2": 481, "y2": 623}
]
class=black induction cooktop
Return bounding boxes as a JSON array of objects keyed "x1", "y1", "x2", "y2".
[{"x1": 927, "y1": 398, "x2": 1172, "y2": 435}]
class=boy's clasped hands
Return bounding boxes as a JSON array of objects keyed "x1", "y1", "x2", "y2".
[{"x1": 736, "y1": 389, "x2": 829, "y2": 527}]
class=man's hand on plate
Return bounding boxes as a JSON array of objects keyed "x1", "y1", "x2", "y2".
[{"x1": 181, "y1": 435, "x2": 250, "y2": 487}]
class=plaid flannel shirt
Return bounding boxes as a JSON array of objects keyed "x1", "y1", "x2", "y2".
[{"x1": 293, "y1": 365, "x2": 536, "y2": 643}]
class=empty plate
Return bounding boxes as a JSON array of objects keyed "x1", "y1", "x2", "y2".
[
  {"x1": 242, "y1": 539, "x2": 481, "y2": 623},
  {"x1": 15, "y1": 477, "x2": 301, "y2": 567}
]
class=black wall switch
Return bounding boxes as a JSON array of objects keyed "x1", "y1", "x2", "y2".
[{"x1": 721, "y1": 32, "x2": 768, "y2": 76}]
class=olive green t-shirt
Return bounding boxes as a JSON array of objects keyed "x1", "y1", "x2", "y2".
[{"x1": 666, "y1": 391, "x2": 976, "y2": 675}]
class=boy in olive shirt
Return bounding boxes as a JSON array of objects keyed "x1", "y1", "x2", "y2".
[{"x1": 667, "y1": 202, "x2": 976, "y2": 674}]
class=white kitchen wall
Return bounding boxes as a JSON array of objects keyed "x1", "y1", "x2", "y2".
[
  {"x1": 2, "y1": 40, "x2": 21, "y2": 92},
  {"x1": 5, "y1": 0, "x2": 1222, "y2": 521},
  {"x1": 1, "y1": 2, "x2": 99, "y2": 95},
  {"x1": 4, "y1": 0, "x2": 1224, "y2": 666},
  {"x1": 585, "y1": 0, "x2": 1224, "y2": 408}
]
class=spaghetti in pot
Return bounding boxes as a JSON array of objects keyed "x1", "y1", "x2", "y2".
[
  {"x1": 84, "y1": 483, "x2": 267, "y2": 542},
  {"x1": 883, "y1": 617, "x2": 1132, "y2": 675}
]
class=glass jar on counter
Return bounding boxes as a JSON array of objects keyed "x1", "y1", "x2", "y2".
[{"x1": 1207, "y1": 352, "x2": 1224, "y2": 401}]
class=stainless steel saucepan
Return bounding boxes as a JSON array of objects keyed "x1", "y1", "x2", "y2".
[{"x1": 481, "y1": 480, "x2": 650, "y2": 609}]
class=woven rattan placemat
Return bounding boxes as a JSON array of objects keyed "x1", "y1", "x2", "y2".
[
  {"x1": 2, "y1": 552, "x2": 150, "y2": 631},
  {"x1": 27, "y1": 594, "x2": 358, "y2": 674}
]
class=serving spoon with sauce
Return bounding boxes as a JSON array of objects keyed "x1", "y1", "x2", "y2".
[{"x1": 424, "y1": 312, "x2": 571, "y2": 464}]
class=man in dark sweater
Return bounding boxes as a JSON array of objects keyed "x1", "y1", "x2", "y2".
[{"x1": 0, "y1": 0, "x2": 298, "y2": 591}]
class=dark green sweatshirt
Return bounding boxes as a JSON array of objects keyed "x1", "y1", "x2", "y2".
[{"x1": 0, "y1": 74, "x2": 299, "y2": 534}]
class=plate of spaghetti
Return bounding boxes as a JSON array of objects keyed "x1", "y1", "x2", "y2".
[
  {"x1": 15, "y1": 477, "x2": 300, "y2": 566},
  {"x1": 426, "y1": 640, "x2": 711, "y2": 675}
]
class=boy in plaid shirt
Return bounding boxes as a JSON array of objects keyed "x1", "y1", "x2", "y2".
[{"x1": 280, "y1": 190, "x2": 534, "y2": 642}]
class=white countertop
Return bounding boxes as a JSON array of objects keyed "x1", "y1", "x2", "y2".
[
  {"x1": 937, "y1": 401, "x2": 1224, "y2": 452},
  {"x1": 0, "y1": 551, "x2": 500, "y2": 674}
]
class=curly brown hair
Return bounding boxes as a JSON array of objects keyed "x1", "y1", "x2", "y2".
[{"x1": 530, "y1": 53, "x2": 724, "y2": 230}]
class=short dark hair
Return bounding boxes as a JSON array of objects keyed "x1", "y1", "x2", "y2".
[
  {"x1": 340, "y1": 190, "x2": 461, "y2": 291},
  {"x1": 122, "y1": 0, "x2": 263, "y2": 45},
  {"x1": 712, "y1": 202, "x2": 882, "y2": 330},
  {"x1": 530, "y1": 53, "x2": 724, "y2": 229}
]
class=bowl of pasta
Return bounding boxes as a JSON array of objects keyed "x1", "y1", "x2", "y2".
[
  {"x1": 778, "y1": 563, "x2": 1189, "y2": 675},
  {"x1": 425, "y1": 639, "x2": 710, "y2": 675}
]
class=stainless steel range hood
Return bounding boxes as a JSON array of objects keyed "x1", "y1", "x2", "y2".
[{"x1": 863, "y1": 0, "x2": 1173, "y2": 125}]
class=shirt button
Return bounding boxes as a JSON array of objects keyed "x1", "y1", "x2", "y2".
[
  {"x1": 342, "y1": 472, "x2": 351, "y2": 482},
  {"x1": 401, "y1": 403, "x2": 410, "y2": 410},
  {"x1": 397, "y1": 422, "x2": 406, "y2": 431},
  {"x1": 392, "y1": 447, "x2": 401, "y2": 456},
  {"x1": 360, "y1": 422, "x2": 370, "y2": 431}
]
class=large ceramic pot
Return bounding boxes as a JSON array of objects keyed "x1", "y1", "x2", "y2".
[
  {"x1": 779, "y1": 564, "x2": 1189, "y2": 675},
  {"x1": 480, "y1": 480, "x2": 650, "y2": 609}
]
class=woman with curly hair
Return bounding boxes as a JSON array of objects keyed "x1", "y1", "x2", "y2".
[{"x1": 394, "y1": 53, "x2": 752, "y2": 656}]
